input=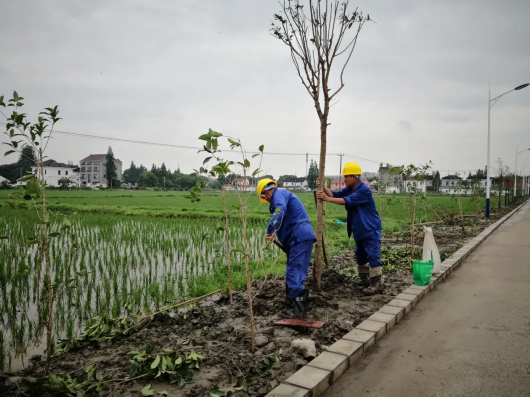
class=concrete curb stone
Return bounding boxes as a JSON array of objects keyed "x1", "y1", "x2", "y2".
[
  {"x1": 324, "y1": 339, "x2": 363, "y2": 366},
  {"x1": 266, "y1": 201, "x2": 528, "y2": 397},
  {"x1": 341, "y1": 328, "x2": 376, "y2": 351},
  {"x1": 386, "y1": 298, "x2": 413, "y2": 313},
  {"x1": 378, "y1": 304, "x2": 406, "y2": 324},
  {"x1": 266, "y1": 384, "x2": 311, "y2": 397},
  {"x1": 283, "y1": 365, "x2": 331, "y2": 397},
  {"x1": 394, "y1": 292, "x2": 418, "y2": 307},
  {"x1": 401, "y1": 287, "x2": 425, "y2": 299},
  {"x1": 367, "y1": 312, "x2": 397, "y2": 331},
  {"x1": 307, "y1": 351, "x2": 349, "y2": 382},
  {"x1": 356, "y1": 319, "x2": 387, "y2": 340}
]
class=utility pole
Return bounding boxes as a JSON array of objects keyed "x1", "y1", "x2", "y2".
[
  {"x1": 163, "y1": 176, "x2": 166, "y2": 189},
  {"x1": 306, "y1": 151, "x2": 308, "y2": 177}
]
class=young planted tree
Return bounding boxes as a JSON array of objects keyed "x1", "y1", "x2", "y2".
[
  {"x1": 189, "y1": 136, "x2": 239, "y2": 305},
  {"x1": 271, "y1": 0, "x2": 371, "y2": 291},
  {"x1": 1, "y1": 92, "x2": 78, "y2": 373},
  {"x1": 469, "y1": 177, "x2": 485, "y2": 213},
  {"x1": 188, "y1": 129, "x2": 265, "y2": 352},
  {"x1": 401, "y1": 163, "x2": 432, "y2": 258}
]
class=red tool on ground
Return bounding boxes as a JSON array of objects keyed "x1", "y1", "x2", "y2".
[{"x1": 273, "y1": 319, "x2": 324, "y2": 329}]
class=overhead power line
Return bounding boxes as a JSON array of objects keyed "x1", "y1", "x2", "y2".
[{"x1": 0, "y1": 123, "x2": 383, "y2": 163}]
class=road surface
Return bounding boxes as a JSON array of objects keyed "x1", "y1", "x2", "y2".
[{"x1": 326, "y1": 203, "x2": 530, "y2": 397}]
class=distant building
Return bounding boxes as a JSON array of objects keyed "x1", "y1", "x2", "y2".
[
  {"x1": 439, "y1": 175, "x2": 486, "y2": 195},
  {"x1": 329, "y1": 178, "x2": 372, "y2": 191},
  {"x1": 29, "y1": 160, "x2": 79, "y2": 187},
  {"x1": 404, "y1": 176, "x2": 427, "y2": 193},
  {"x1": 231, "y1": 177, "x2": 256, "y2": 192},
  {"x1": 283, "y1": 177, "x2": 308, "y2": 191},
  {"x1": 79, "y1": 154, "x2": 123, "y2": 188},
  {"x1": 377, "y1": 164, "x2": 403, "y2": 193},
  {"x1": 361, "y1": 171, "x2": 377, "y2": 179}
]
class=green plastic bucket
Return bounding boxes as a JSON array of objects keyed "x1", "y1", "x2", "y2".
[{"x1": 412, "y1": 258, "x2": 433, "y2": 286}]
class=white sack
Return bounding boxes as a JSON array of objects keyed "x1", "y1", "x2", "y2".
[{"x1": 422, "y1": 226, "x2": 441, "y2": 274}]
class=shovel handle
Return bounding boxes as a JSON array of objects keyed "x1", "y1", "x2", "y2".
[{"x1": 272, "y1": 239, "x2": 287, "y2": 253}]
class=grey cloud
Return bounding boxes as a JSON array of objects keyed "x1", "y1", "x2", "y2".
[{"x1": 1, "y1": 0, "x2": 529, "y2": 178}]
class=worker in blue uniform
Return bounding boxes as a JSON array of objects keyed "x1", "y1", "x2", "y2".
[
  {"x1": 257, "y1": 178, "x2": 316, "y2": 317},
  {"x1": 316, "y1": 163, "x2": 384, "y2": 295}
]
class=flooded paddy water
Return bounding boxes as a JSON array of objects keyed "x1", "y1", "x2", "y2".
[{"x1": 0, "y1": 210, "x2": 279, "y2": 371}]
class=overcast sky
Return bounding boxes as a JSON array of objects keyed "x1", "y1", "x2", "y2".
[{"x1": 1, "y1": 0, "x2": 529, "y2": 178}]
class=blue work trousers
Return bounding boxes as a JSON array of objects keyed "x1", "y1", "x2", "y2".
[
  {"x1": 285, "y1": 239, "x2": 314, "y2": 299},
  {"x1": 354, "y1": 230, "x2": 382, "y2": 268}
]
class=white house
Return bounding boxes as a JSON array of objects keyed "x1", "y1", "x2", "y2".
[
  {"x1": 404, "y1": 176, "x2": 427, "y2": 193},
  {"x1": 231, "y1": 177, "x2": 256, "y2": 192},
  {"x1": 440, "y1": 175, "x2": 487, "y2": 195},
  {"x1": 29, "y1": 160, "x2": 79, "y2": 187},
  {"x1": 79, "y1": 154, "x2": 123, "y2": 188},
  {"x1": 283, "y1": 177, "x2": 309, "y2": 191}
]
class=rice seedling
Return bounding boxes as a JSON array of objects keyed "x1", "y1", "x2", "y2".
[{"x1": 0, "y1": 208, "x2": 280, "y2": 371}]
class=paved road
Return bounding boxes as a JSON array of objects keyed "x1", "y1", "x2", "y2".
[{"x1": 326, "y1": 203, "x2": 530, "y2": 397}]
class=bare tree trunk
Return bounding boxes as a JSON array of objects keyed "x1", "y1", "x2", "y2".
[
  {"x1": 272, "y1": 0, "x2": 369, "y2": 291},
  {"x1": 221, "y1": 188, "x2": 233, "y2": 304},
  {"x1": 314, "y1": 117, "x2": 328, "y2": 292},
  {"x1": 241, "y1": 195, "x2": 256, "y2": 352}
]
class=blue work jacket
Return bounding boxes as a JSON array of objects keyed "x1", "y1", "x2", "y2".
[
  {"x1": 332, "y1": 181, "x2": 382, "y2": 239},
  {"x1": 266, "y1": 189, "x2": 316, "y2": 249}
]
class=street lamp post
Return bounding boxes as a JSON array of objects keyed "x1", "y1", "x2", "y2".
[
  {"x1": 486, "y1": 83, "x2": 529, "y2": 218},
  {"x1": 514, "y1": 147, "x2": 530, "y2": 203}
]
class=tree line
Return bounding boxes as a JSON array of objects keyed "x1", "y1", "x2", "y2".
[
  {"x1": 0, "y1": 146, "x2": 36, "y2": 183},
  {"x1": 122, "y1": 162, "x2": 207, "y2": 190}
]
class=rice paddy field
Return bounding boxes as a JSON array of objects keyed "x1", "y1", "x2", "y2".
[{"x1": 0, "y1": 188, "x2": 496, "y2": 372}]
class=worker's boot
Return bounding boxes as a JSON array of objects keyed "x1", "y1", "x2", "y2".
[
  {"x1": 353, "y1": 266, "x2": 371, "y2": 288},
  {"x1": 280, "y1": 289, "x2": 309, "y2": 319},
  {"x1": 363, "y1": 267, "x2": 384, "y2": 296}
]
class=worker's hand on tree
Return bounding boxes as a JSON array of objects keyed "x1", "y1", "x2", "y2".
[
  {"x1": 265, "y1": 233, "x2": 276, "y2": 242},
  {"x1": 316, "y1": 191, "x2": 328, "y2": 201}
]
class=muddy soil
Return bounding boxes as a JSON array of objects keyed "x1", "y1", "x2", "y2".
[{"x1": 0, "y1": 207, "x2": 514, "y2": 396}]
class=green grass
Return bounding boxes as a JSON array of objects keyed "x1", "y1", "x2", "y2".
[{"x1": 0, "y1": 188, "x2": 497, "y2": 228}]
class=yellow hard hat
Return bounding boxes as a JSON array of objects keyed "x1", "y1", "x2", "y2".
[
  {"x1": 342, "y1": 162, "x2": 362, "y2": 176},
  {"x1": 257, "y1": 178, "x2": 277, "y2": 203}
]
